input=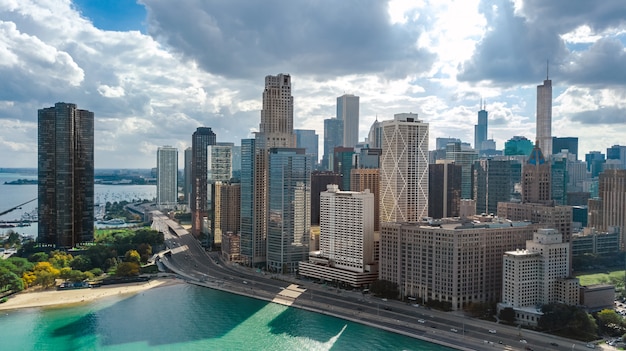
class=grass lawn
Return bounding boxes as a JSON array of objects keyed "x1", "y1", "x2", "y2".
[{"x1": 577, "y1": 270, "x2": 626, "y2": 286}]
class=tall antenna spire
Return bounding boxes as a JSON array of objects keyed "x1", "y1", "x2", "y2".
[{"x1": 546, "y1": 59, "x2": 549, "y2": 80}]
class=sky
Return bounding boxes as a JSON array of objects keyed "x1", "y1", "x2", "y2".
[{"x1": 0, "y1": 0, "x2": 625, "y2": 169}]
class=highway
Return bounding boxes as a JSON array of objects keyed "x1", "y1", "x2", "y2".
[{"x1": 154, "y1": 222, "x2": 594, "y2": 351}]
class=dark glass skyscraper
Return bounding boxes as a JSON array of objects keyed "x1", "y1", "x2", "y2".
[
  {"x1": 474, "y1": 104, "x2": 488, "y2": 151},
  {"x1": 38, "y1": 102, "x2": 94, "y2": 248},
  {"x1": 191, "y1": 127, "x2": 216, "y2": 237},
  {"x1": 322, "y1": 118, "x2": 343, "y2": 170}
]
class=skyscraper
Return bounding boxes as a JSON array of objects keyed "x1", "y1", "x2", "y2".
[
  {"x1": 473, "y1": 159, "x2": 512, "y2": 215},
  {"x1": 474, "y1": 103, "x2": 488, "y2": 151},
  {"x1": 588, "y1": 170, "x2": 626, "y2": 249},
  {"x1": 428, "y1": 160, "x2": 462, "y2": 219},
  {"x1": 183, "y1": 147, "x2": 192, "y2": 206},
  {"x1": 337, "y1": 94, "x2": 359, "y2": 148},
  {"x1": 266, "y1": 148, "x2": 312, "y2": 273},
  {"x1": 38, "y1": 102, "x2": 94, "y2": 248},
  {"x1": 522, "y1": 144, "x2": 551, "y2": 204},
  {"x1": 536, "y1": 73, "x2": 552, "y2": 157},
  {"x1": 156, "y1": 146, "x2": 178, "y2": 208},
  {"x1": 257, "y1": 73, "x2": 295, "y2": 148},
  {"x1": 294, "y1": 129, "x2": 319, "y2": 165},
  {"x1": 445, "y1": 141, "x2": 478, "y2": 199},
  {"x1": 207, "y1": 142, "x2": 233, "y2": 248},
  {"x1": 191, "y1": 127, "x2": 216, "y2": 237},
  {"x1": 380, "y1": 113, "x2": 429, "y2": 223},
  {"x1": 552, "y1": 137, "x2": 578, "y2": 159},
  {"x1": 367, "y1": 118, "x2": 382, "y2": 149},
  {"x1": 322, "y1": 118, "x2": 343, "y2": 170}
]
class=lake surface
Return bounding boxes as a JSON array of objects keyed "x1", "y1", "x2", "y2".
[{"x1": 0, "y1": 283, "x2": 454, "y2": 351}]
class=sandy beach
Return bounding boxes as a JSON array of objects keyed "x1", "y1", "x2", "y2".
[{"x1": 0, "y1": 277, "x2": 182, "y2": 311}]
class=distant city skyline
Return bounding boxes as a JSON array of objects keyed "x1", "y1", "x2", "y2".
[{"x1": 1, "y1": 1, "x2": 625, "y2": 168}]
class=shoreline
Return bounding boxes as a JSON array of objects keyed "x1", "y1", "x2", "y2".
[{"x1": 0, "y1": 277, "x2": 182, "y2": 311}]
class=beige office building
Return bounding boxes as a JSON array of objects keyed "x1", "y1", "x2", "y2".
[
  {"x1": 379, "y1": 218, "x2": 536, "y2": 310},
  {"x1": 497, "y1": 202, "x2": 572, "y2": 244},
  {"x1": 350, "y1": 168, "x2": 380, "y2": 231},
  {"x1": 588, "y1": 169, "x2": 626, "y2": 249}
]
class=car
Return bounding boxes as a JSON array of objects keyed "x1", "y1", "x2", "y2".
[
  {"x1": 417, "y1": 319, "x2": 425, "y2": 323},
  {"x1": 382, "y1": 298, "x2": 388, "y2": 301},
  {"x1": 586, "y1": 344, "x2": 596, "y2": 349},
  {"x1": 488, "y1": 329, "x2": 497, "y2": 334},
  {"x1": 450, "y1": 328, "x2": 458, "y2": 333},
  {"x1": 550, "y1": 342, "x2": 559, "y2": 347},
  {"x1": 519, "y1": 339, "x2": 527, "y2": 343}
]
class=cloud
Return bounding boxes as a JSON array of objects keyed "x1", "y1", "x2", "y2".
[
  {"x1": 458, "y1": 0, "x2": 626, "y2": 86},
  {"x1": 140, "y1": 0, "x2": 436, "y2": 80}
]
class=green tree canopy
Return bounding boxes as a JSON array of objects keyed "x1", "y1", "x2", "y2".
[
  {"x1": 28, "y1": 252, "x2": 49, "y2": 263},
  {"x1": 116, "y1": 262, "x2": 140, "y2": 277},
  {"x1": 539, "y1": 303, "x2": 598, "y2": 340},
  {"x1": 0, "y1": 266, "x2": 24, "y2": 292},
  {"x1": 369, "y1": 280, "x2": 399, "y2": 299},
  {"x1": 70, "y1": 255, "x2": 93, "y2": 272},
  {"x1": 499, "y1": 307, "x2": 516, "y2": 324},
  {"x1": 124, "y1": 250, "x2": 141, "y2": 264}
]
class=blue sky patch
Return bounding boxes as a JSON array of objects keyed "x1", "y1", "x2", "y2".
[{"x1": 72, "y1": 0, "x2": 146, "y2": 32}]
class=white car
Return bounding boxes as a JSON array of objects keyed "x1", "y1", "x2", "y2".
[
  {"x1": 417, "y1": 319, "x2": 425, "y2": 323},
  {"x1": 450, "y1": 328, "x2": 458, "y2": 333},
  {"x1": 519, "y1": 339, "x2": 527, "y2": 344},
  {"x1": 488, "y1": 329, "x2": 497, "y2": 334}
]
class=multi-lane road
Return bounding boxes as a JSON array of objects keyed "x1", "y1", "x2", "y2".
[{"x1": 155, "y1": 224, "x2": 595, "y2": 351}]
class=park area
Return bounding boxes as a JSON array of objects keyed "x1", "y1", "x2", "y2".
[{"x1": 578, "y1": 270, "x2": 626, "y2": 294}]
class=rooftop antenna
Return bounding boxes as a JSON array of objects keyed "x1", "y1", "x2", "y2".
[{"x1": 546, "y1": 59, "x2": 549, "y2": 80}]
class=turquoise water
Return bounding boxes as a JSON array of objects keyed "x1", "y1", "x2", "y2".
[{"x1": 0, "y1": 284, "x2": 453, "y2": 351}]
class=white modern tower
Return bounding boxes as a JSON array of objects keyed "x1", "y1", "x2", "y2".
[
  {"x1": 536, "y1": 68, "x2": 552, "y2": 157},
  {"x1": 380, "y1": 113, "x2": 429, "y2": 223},
  {"x1": 157, "y1": 146, "x2": 178, "y2": 208},
  {"x1": 337, "y1": 94, "x2": 359, "y2": 148}
]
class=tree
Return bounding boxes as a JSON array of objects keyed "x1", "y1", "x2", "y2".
[
  {"x1": 137, "y1": 243, "x2": 152, "y2": 264},
  {"x1": 70, "y1": 255, "x2": 93, "y2": 272},
  {"x1": 116, "y1": 262, "x2": 140, "y2": 277},
  {"x1": 0, "y1": 267, "x2": 24, "y2": 292},
  {"x1": 28, "y1": 252, "x2": 49, "y2": 263},
  {"x1": 4, "y1": 257, "x2": 34, "y2": 276},
  {"x1": 369, "y1": 280, "x2": 399, "y2": 299},
  {"x1": 49, "y1": 250, "x2": 73, "y2": 269},
  {"x1": 124, "y1": 250, "x2": 141, "y2": 264},
  {"x1": 499, "y1": 307, "x2": 516, "y2": 324},
  {"x1": 539, "y1": 303, "x2": 598, "y2": 340},
  {"x1": 597, "y1": 309, "x2": 625, "y2": 336},
  {"x1": 32, "y1": 262, "x2": 60, "y2": 288}
]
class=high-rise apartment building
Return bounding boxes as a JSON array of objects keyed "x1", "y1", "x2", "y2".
[
  {"x1": 428, "y1": 161, "x2": 462, "y2": 219},
  {"x1": 504, "y1": 136, "x2": 534, "y2": 156},
  {"x1": 310, "y1": 171, "x2": 342, "y2": 226},
  {"x1": 207, "y1": 142, "x2": 233, "y2": 248},
  {"x1": 588, "y1": 169, "x2": 626, "y2": 249},
  {"x1": 351, "y1": 168, "x2": 380, "y2": 231},
  {"x1": 183, "y1": 147, "x2": 192, "y2": 206},
  {"x1": 322, "y1": 118, "x2": 343, "y2": 170},
  {"x1": 156, "y1": 146, "x2": 178, "y2": 208},
  {"x1": 294, "y1": 129, "x2": 319, "y2": 165},
  {"x1": 191, "y1": 127, "x2": 216, "y2": 237},
  {"x1": 266, "y1": 148, "x2": 312, "y2": 273},
  {"x1": 240, "y1": 138, "x2": 265, "y2": 265},
  {"x1": 333, "y1": 146, "x2": 355, "y2": 191},
  {"x1": 380, "y1": 219, "x2": 537, "y2": 310},
  {"x1": 337, "y1": 94, "x2": 359, "y2": 148},
  {"x1": 500, "y1": 228, "x2": 578, "y2": 326},
  {"x1": 474, "y1": 103, "x2": 488, "y2": 151},
  {"x1": 536, "y1": 75, "x2": 553, "y2": 157},
  {"x1": 551, "y1": 156, "x2": 568, "y2": 205},
  {"x1": 380, "y1": 113, "x2": 429, "y2": 223},
  {"x1": 522, "y1": 144, "x2": 551, "y2": 204},
  {"x1": 38, "y1": 102, "x2": 94, "y2": 248},
  {"x1": 212, "y1": 181, "x2": 240, "y2": 248}
]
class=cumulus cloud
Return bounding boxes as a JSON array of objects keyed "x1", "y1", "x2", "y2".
[{"x1": 140, "y1": 0, "x2": 436, "y2": 80}]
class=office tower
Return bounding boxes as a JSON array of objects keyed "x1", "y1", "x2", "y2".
[
  {"x1": 428, "y1": 160, "x2": 462, "y2": 219},
  {"x1": 206, "y1": 142, "x2": 233, "y2": 248},
  {"x1": 266, "y1": 148, "x2": 312, "y2": 273},
  {"x1": 322, "y1": 118, "x2": 343, "y2": 170},
  {"x1": 585, "y1": 151, "x2": 606, "y2": 177},
  {"x1": 257, "y1": 74, "x2": 295, "y2": 148},
  {"x1": 536, "y1": 73, "x2": 553, "y2": 157},
  {"x1": 231, "y1": 146, "x2": 241, "y2": 173},
  {"x1": 310, "y1": 171, "x2": 342, "y2": 226},
  {"x1": 156, "y1": 146, "x2": 178, "y2": 208},
  {"x1": 294, "y1": 129, "x2": 319, "y2": 165},
  {"x1": 355, "y1": 148, "x2": 382, "y2": 169},
  {"x1": 497, "y1": 202, "x2": 573, "y2": 245},
  {"x1": 380, "y1": 219, "x2": 536, "y2": 310},
  {"x1": 521, "y1": 144, "x2": 551, "y2": 204},
  {"x1": 184, "y1": 147, "x2": 192, "y2": 205},
  {"x1": 337, "y1": 94, "x2": 359, "y2": 148},
  {"x1": 473, "y1": 159, "x2": 512, "y2": 215},
  {"x1": 367, "y1": 118, "x2": 382, "y2": 148},
  {"x1": 38, "y1": 102, "x2": 94, "y2": 248},
  {"x1": 501, "y1": 229, "x2": 578, "y2": 327},
  {"x1": 607, "y1": 145, "x2": 626, "y2": 170},
  {"x1": 436, "y1": 137, "x2": 461, "y2": 151},
  {"x1": 380, "y1": 113, "x2": 429, "y2": 223},
  {"x1": 191, "y1": 127, "x2": 216, "y2": 237},
  {"x1": 240, "y1": 138, "x2": 265, "y2": 265},
  {"x1": 504, "y1": 136, "x2": 534, "y2": 156},
  {"x1": 588, "y1": 170, "x2": 626, "y2": 249},
  {"x1": 552, "y1": 137, "x2": 578, "y2": 159},
  {"x1": 333, "y1": 147, "x2": 355, "y2": 190},
  {"x1": 445, "y1": 141, "x2": 478, "y2": 199},
  {"x1": 551, "y1": 156, "x2": 567, "y2": 205},
  {"x1": 474, "y1": 103, "x2": 488, "y2": 151},
  {"x1": 351, "y1": 168, "x2": 381, "y2": 231}
]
